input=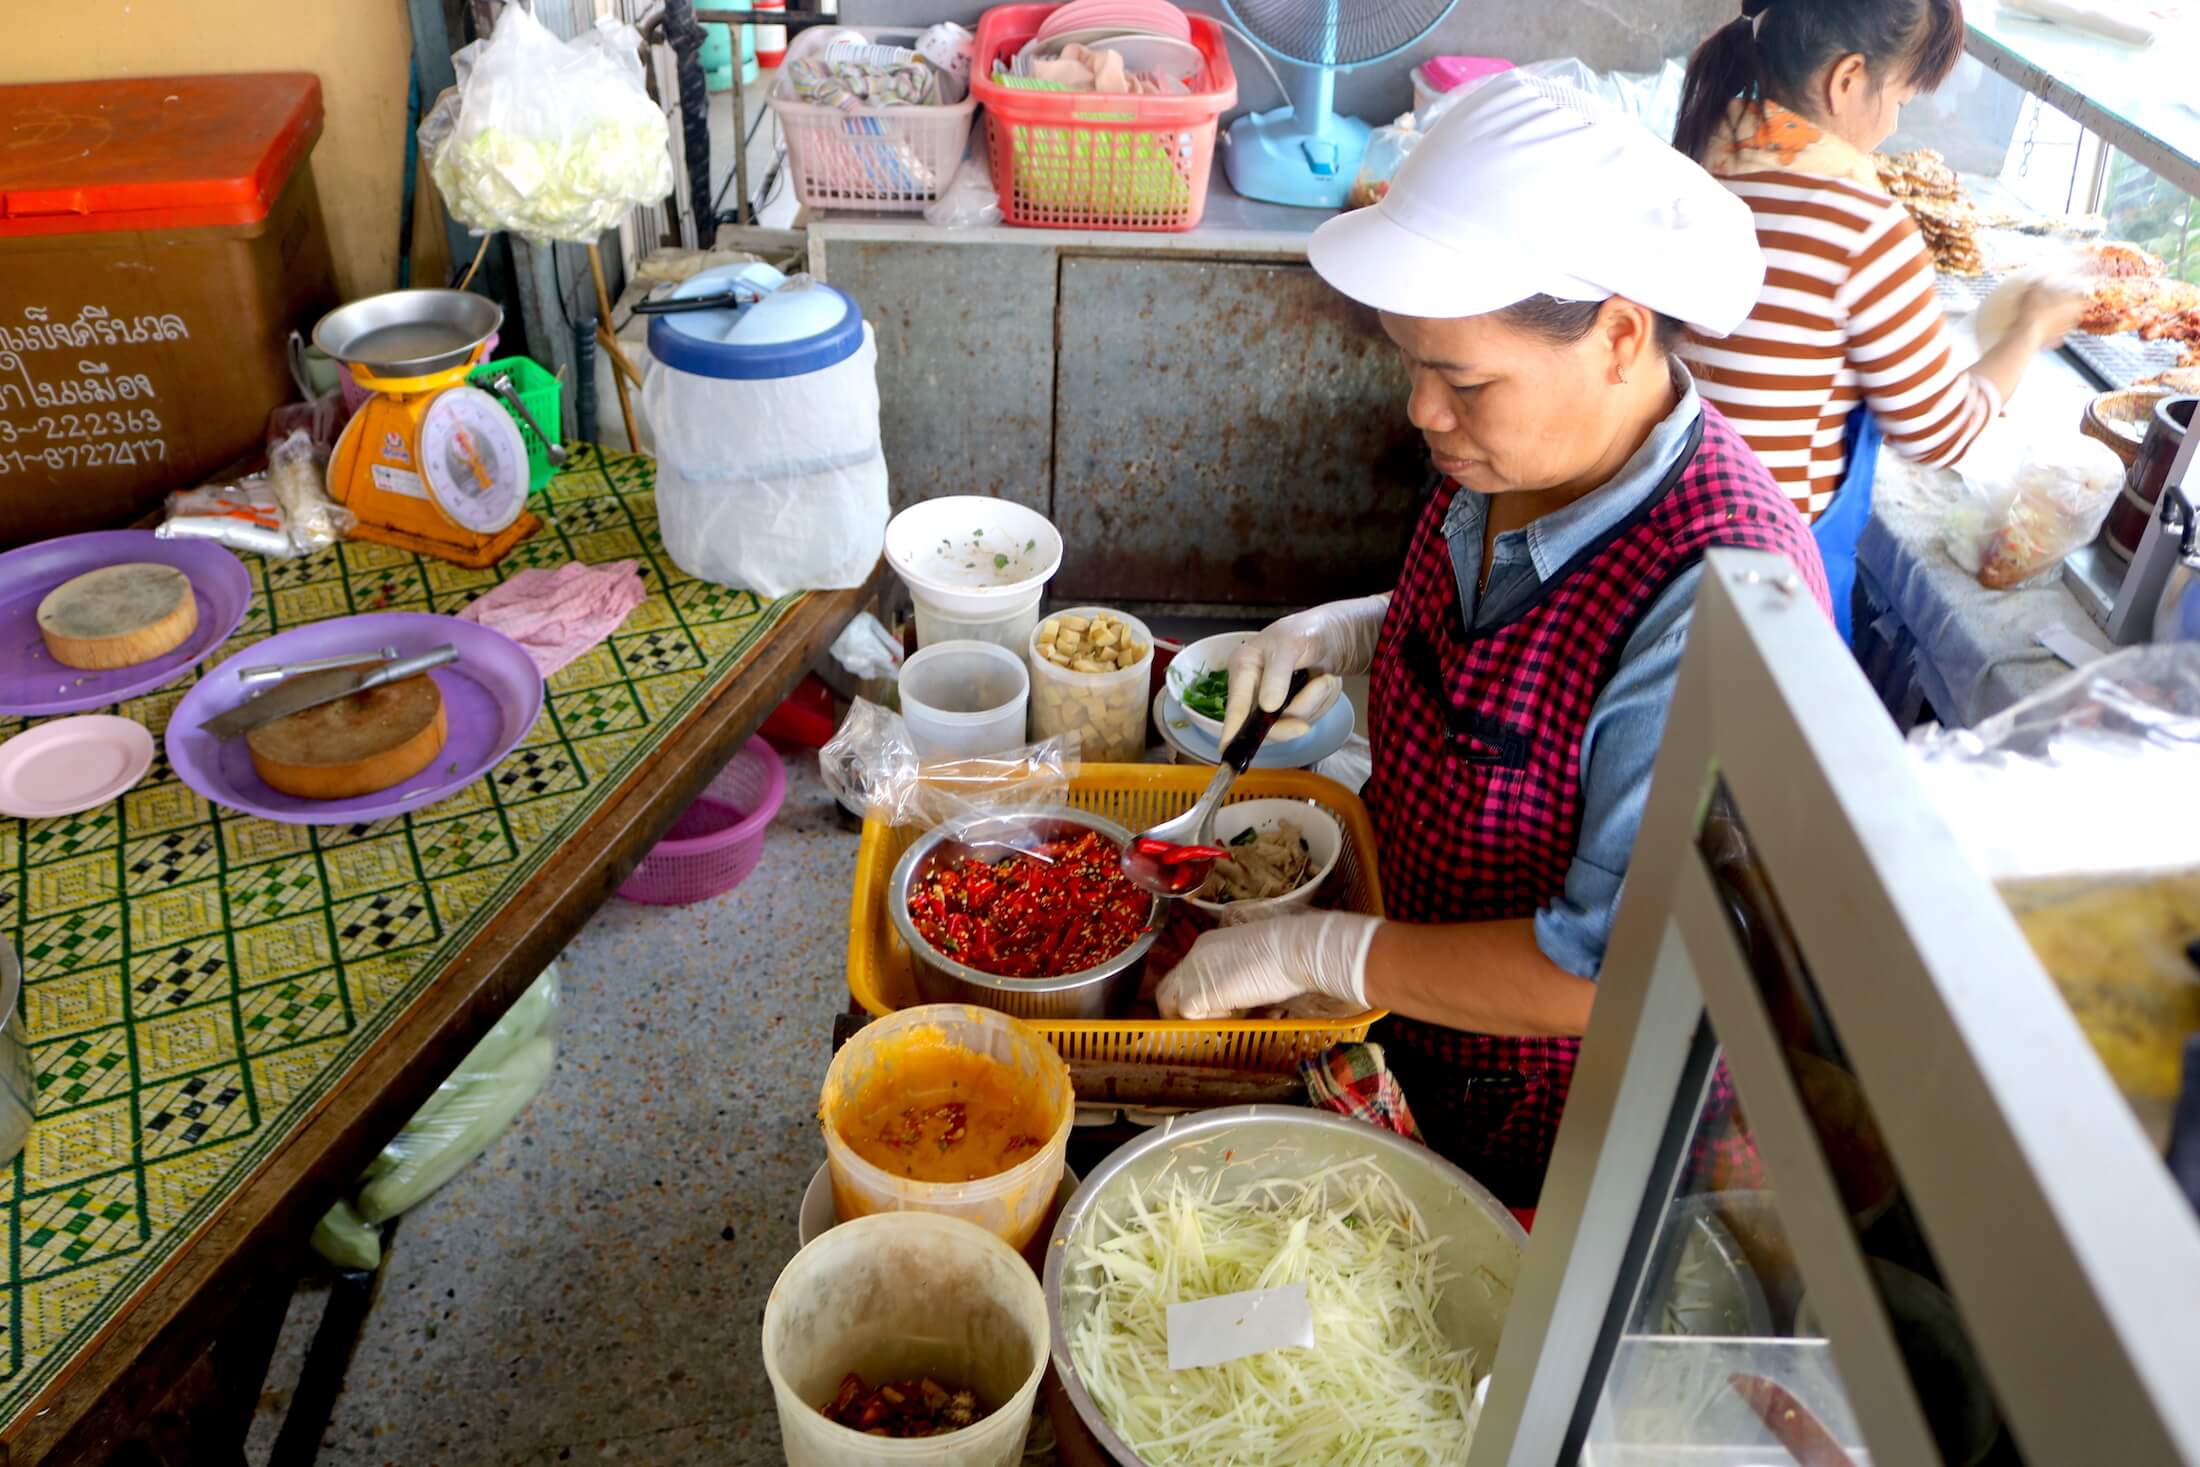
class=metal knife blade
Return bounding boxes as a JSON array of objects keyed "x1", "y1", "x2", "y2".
[{"x1": 200, "y1": 646, "x2": 459, "y2": 740}]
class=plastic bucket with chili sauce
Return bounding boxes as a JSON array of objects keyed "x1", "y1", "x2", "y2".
[
  {"x1": 764, "y1": 1212, "x2": 1050, "y2": 1467},
  {"x1": 818, "y1": 1004, "x2": 1072, "y2": 1251}
]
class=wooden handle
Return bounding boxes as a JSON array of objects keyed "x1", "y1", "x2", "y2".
[{"x1": 587, "y1": 242, "x2": 642, "y2": 450}]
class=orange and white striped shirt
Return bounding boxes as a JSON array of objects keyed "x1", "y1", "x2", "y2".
[{"x1": 1685, "y1": 104, "x2": 1998, "y2": 520}]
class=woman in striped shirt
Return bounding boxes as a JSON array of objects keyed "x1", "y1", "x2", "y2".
[{"x1": 1673, "y1": 0, "x2": 2087, "y2": 633}]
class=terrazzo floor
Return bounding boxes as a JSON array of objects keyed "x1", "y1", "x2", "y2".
[{"x1": 247, "y1": 752, "x2": 873, "y2": 1466}]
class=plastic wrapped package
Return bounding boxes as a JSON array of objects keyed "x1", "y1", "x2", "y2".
[
  {"x1": 158, "y1": 479, "x2": 296, "y2": 558},
  {"x1": 1911, "y1": 647, "x2": 2200, "y2": 1147},
  {"x1": 1347, "y1": 114, "x2": 1418, "y2": 209},
  {"x1": 266, "y1": 426, "x2": 355, "y2": 554},
  {"x1": 1941, "y1": 429, "x2": 2125, "y2": 588},
  {"x1": 422, "y1": 6, "x2": 674, "y2": 245},
  {"x1": 821, "y1": 697, "x2": 1078, "y2": 831},
  {"x1": 310, "y1": 965, "x2": 562, "y2": 1267}
]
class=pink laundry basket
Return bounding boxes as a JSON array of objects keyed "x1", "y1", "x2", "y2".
[{"x1": 616, "y1": 736, "x2": 788, "y2": 905}]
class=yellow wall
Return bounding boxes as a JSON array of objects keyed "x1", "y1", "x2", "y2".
[{"x1": 7, "y1": 0, "x2": 415, "y2": 301}]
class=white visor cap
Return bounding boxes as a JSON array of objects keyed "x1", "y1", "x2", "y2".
[{"x1": 1308, "y1": 71, "x2": 1767, "y2": 339}]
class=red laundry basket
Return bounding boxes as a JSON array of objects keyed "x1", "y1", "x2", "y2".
[{"x1": 616, "y1": 736, "x2": 788, "y2": 905}]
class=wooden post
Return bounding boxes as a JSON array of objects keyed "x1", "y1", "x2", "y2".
[{"x1": 586, "y1": 241, "x2": 642, "y2": 450}]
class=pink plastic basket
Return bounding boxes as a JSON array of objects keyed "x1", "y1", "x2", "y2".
[
  {"x1": 616, "y1": 737, "x2": 788, "y2": 906},
  {"x1": 971, "y1": 3, "x2": 1237, "y2": 232}
]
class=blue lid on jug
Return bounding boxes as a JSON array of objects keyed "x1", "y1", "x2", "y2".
[{"x1": 646, "y1": 263, "x2": 865, "y2": 381}]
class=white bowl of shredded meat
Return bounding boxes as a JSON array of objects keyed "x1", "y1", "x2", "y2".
[{"x1": 1185, "y1": 799, "x2": 1343, "y2": 925}]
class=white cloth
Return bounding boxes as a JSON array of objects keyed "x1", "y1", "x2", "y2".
[{"x1": 1308, "y1": 70, "x2": 1765, "y2": 336}]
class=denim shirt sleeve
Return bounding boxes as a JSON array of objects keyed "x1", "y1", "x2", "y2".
[{"x1": 1531, "y1": 565, "x2": 1701, "y2": 979}]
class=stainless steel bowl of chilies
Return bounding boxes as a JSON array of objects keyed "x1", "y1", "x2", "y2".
[{"x1": 889, "y1": 808, "x2": 1161, "y2": 1020}]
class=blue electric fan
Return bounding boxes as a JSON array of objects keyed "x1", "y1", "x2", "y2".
[{"x1": 1219, "y1": 0, "x2": 1459, "y2": 209}]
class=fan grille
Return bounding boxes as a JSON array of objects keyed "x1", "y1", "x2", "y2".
[{"x1": 1220, "y1": 0, "x2": 1457, "y2": 66}]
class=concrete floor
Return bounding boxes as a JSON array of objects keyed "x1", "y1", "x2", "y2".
[{"x1": 248, "y1": 755, "x2": 869, "y2": 1467}]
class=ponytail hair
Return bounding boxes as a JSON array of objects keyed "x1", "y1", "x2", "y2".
[{"x1": 1673, "y1": 0, "x2": 1968, "y2": 164}]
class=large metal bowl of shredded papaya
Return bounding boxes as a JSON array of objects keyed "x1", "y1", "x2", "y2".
[{"x1": 889, "y1": 808, "x2": 1162, "y2": 1020}]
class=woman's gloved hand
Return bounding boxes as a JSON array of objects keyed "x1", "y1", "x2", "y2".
[
  {"x1": 1157, "y1": 911, "x2": 1382, "y2": 1020},
  {"x1": 1222, "y1": 594, "x2": 1390, "y2": 745}
]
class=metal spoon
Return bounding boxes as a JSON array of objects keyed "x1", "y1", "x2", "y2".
[
  {"x1": 478, "y1": 372, "x2": 569, "y2": 467},
  {"x1": 1122, "y1": 669, "x2": 1312, "y2": 899}
]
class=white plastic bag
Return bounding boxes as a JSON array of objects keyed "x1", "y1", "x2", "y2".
[
  {"x1": 923, "y1": 159, "x2": 1002, "y2": 228},
  {"x1": 644, "y1": 317, "x2": 888, "y2": 596},
  {"x1": 1941, "y1": 430, "x2": 2124, "y2": 588},
  {"x1": 425, "y1": 7, "x2": 674, "y2": 245},
  {"x1": 1511, "y1": 57, "x2": 1688, "y2": 140}
]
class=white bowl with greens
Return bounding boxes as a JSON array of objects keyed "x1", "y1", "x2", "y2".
[{"x1": 1165, "y1": 631, "x2": 1252, "y2": 741}]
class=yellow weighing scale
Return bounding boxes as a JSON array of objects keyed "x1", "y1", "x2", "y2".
[{"x1": 316, "y1": 290, "x2": 539, "y2": 568}]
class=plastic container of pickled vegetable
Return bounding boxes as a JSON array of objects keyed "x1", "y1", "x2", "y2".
[
  {"x1": 820, "y1": 1004, "x2": 1073, "y2": 1250},
  {"x1": 764, "y1": 1212, "x2": 1050, "y2": 1467}
]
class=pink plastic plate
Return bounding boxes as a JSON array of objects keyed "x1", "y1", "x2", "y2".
[{"x1": 0, "y1": 715, "x2": 155, "y2": 818}]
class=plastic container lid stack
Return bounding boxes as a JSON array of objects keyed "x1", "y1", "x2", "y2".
[{"x1": 642, "y1": 262, "x2": 887, "y2": 597}]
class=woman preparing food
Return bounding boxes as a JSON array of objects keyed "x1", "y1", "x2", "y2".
[
  {"x1": 1158, "y1": 72, "x2": 1832, "y2": 1206},
  {"x1": 1672, "y1": 0, "x2": 2088, "y2": 633}
]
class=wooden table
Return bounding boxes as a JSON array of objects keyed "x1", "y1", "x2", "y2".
[{"x1": 4, "y1": 550, "x2": 885, "y2": 1467}]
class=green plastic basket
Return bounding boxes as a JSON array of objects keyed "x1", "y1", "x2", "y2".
[{"x1": 470, "y1": 356, "x2": 563, "y2": 493}]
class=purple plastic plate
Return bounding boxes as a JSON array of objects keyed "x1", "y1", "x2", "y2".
[
  {"x1": 0, "y1": 531, "x2": 253, "y2": 716},
  {"x1": 166, "y1": 612, "x2": 545, "y2": 826}
]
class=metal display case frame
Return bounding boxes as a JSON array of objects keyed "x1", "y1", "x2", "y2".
[{"x1": 1470, "y1": 551, "x2": 2200, "y2": 1466}]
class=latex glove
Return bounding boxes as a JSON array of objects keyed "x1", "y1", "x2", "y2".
[
  {"x1": 1157, "y1": 911, "x2": 1381, "y2": 1020},
  {"x1": 1221, "y1": 593, "x2": 1391, "y2": 745}
]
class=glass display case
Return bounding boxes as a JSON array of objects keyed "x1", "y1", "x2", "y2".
[{"x1": 1469, "y1": 553, "x2": 2200, "y2": 1466}]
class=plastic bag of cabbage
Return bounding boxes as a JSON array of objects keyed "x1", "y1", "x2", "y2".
[{"x1": 422, "y1": 6, "x2": 673, "y2": 246}]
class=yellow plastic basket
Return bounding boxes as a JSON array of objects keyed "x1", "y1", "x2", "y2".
[{"x1": 846, "y1": 764, "x2": 1387, "y2": 1071}]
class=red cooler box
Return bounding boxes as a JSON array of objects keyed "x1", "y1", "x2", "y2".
[{"x1": 0, "y1": 74, "x2": 336, "y2": 545}]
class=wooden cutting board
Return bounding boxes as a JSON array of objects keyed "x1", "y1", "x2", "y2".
[
  {"x1": 246, "y1": 674, "x2": 449, "y2": 800},
  {"x1": 37, "y1": 562, "x2": 198, "y2": 670}
]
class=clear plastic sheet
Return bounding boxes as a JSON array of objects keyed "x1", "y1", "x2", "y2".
[
  {"x1": 1940, "y1": 427, "x2": 2124, "y2": 589},
  {"x1": 1910, "y1": 643, "x2": 2200, "y2": 881},
  {"x1": 820, "y1": 697, "x2": 1079, "y2": 832}
]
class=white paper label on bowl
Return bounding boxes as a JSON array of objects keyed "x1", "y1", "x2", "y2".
[{"x1": 1166, "y1": 1283, "x2": 1314, "y2": 1371}]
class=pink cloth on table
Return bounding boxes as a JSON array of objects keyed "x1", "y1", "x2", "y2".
[{"x1": 457, "y1": 559, "x2": 647, "y2": 676}]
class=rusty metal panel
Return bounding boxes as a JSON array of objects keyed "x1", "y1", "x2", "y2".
[
  {"x1": 1051, "y1": 257, "x2": 1424, "y2": 608},
  {"x1": 820, "y1": 239, "x2": 1055, "y2": 513}
]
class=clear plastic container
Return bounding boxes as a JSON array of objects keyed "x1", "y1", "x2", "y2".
[
  {"x1": 1027, "y1": 607, "x2": 1153, "y2": 764},
  {"x1": 911, "y1": 588, "x2": 1042, "y2": 652},
  {"x1": 819, "y1": 1004, "x2": 1073, "y2": 1250},
  {"x1": 764, "y1": 1212, "x2": 1050, "y2": 1467},
  {"x1": 898, "y1": 640, "x2": 1030, "y2": 761}
]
